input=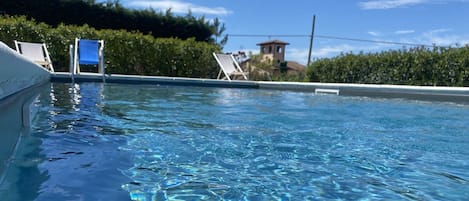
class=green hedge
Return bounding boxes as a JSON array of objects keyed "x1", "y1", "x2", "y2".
[
  {"x1": 0, "y1": 16, "x2": 221, "y2": 78},
  {"x1": 306, "y1": 46, "x2": 469, "y2": 86}
]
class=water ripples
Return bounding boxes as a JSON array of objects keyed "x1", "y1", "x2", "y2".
[{"x1": 29, "y1": 83, "x2": 469, "y2": 200}]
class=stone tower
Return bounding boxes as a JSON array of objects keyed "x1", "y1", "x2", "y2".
[{"x1": 256, "y1": 39, "x2": 289, "y2": 65}]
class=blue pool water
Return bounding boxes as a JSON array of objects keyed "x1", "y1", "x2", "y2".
[{"x1": 1, "y1": 82, "x2": 468, "y2": 200}]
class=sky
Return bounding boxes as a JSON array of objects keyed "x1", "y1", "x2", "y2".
[{"x1": 104, "y1": 0, "x2": 469, "y2": 65}]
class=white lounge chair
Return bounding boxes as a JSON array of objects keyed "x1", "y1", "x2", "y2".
[
  {"x1": 71, "y1": 38, "x2": 105, "y2": 81},
  {"x1": 14, "y1": 40, "x2": 54, "y2": 72},
  {"x1": 213, "y1": 53, "x2": 248, "y2": 80}
]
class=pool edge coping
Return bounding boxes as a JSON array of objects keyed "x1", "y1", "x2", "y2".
[{"x1": 50, "y1": 72, "x2": 469, "y2": 103}]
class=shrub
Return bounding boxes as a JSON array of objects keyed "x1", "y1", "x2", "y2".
[
  {"x1": 0, "y1": 16, "x2": 221, "y2": 78},
  {"x1": 306, "y1": 46, "x2": 469, "y2": 86}
]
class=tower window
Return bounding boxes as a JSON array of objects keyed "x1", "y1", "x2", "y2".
[{"x1": 277, "y1": 46, "x2": 282, "y2": 53}]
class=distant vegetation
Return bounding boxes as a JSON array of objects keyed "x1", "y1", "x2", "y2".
[
  {"x1": 0, "y1": 0, "x2": 227, "y2": 45},
  {"x1": 0, "y1": 16, "x2": 220, "y2": 77},
  {"x1": 0, "y1": 0, "x2": 226, "y2": 78},
  {"x1": 1, "y1": 1, "x2": 468, "y2": 85},
  {"x1": 307, "y1": 46, "x2": 469, "y2": 86},
  {"x1": 246, "y1": 54, "x2": 306, "y2": 81}
]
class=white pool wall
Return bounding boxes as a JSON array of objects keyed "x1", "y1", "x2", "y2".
[
  {"x1": 0, "y1": 41, "x2": 50, "y2": 100},
  {"x1": 0, "y1": 41, "x2": 50, "y2": 185}
]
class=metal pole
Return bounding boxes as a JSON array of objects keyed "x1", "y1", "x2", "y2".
[{"x1": 307, "y1": 15, "x2": 316, "y2": 66}]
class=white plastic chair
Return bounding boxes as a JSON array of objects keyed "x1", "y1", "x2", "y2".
[
  {"x1": 14, "y1": 40, "x2": 54, "y2": 72},
  {"x1": 213, "y1": 53, "x2": 248, "y2": 80}
]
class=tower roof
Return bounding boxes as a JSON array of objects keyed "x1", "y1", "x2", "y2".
[{"x1": 256, "y1": 39, "x2": 290, "y2": 46}]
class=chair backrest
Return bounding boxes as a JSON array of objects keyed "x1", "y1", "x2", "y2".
[
  {"x1": 213, "y1": 53, "x2": 248, "y2": 80},
  {"x1": 15, "y1": 41, "x2": 47, "y2": 63},
  {"x1": 72, "y1": 38, "x2": 105, "y2": 80},
  {"x1": 214, "y1": 53, "x2": 238, "y2": 74},
  {"x1": 14, "y1": 40, "x2": 54, "y2": 72},
  {"x1": 78, "y1": 39, "x2": 100, "y2": 65}
]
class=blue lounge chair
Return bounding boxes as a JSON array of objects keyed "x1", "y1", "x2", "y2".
[{"x1": 72, "y1": 38, "x2": 105, "y2": 79}]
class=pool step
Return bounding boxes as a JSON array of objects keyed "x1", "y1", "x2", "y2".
[{"x1": 315, "y1": 88, "x2": 340, "y2": 95}]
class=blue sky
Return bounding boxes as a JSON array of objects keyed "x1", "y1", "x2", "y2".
[{"x1": 108, "y1": 0, "x2": 469, "y2": 65}]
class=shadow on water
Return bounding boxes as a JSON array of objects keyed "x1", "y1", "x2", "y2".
[
  {"x1": 0, "y1": 83, "x2": 50, "y2": 201},
  {"x1": 1, "y1": 82, "x2": 132, "y2": 200},
  {"x1": 33, "y1": 83, "x2": 132, "y2": 200}
]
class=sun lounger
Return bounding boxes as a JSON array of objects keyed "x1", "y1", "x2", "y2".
[
  {"x1": 213, "y1": 53, "x2": 248, "y2": 80},
  {"x1": 14, "y1": 40, "x2": 54, "y2": 72}
]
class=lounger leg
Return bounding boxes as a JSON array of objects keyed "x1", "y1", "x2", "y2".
[{"x1": 217, "y1": 69, "x2": 223, "y2": 79}]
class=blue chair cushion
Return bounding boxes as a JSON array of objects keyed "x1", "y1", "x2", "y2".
[{"x1": 78, "y1": 39, "x2": 99, "y2": 65}]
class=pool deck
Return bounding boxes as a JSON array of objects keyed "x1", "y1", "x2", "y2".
[{"x1": 51, "y1": 72, "x2": 469, "y2": 103}]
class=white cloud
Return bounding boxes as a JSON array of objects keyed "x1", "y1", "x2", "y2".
[
  {"x1": 126, "y1": 0, "x2": 232, "y2": 15},
  {"x1": 427, "y1": 28, "x2": 452, "y2": 34},
  {"x1": 361, "y1": 28, "x2": 468, "y2": 47},
  {"x1": 358, "y1": 0, "x2": 427, "y2": 9},
  {"x1": 298, "y1": 28, "x2": 469, "y2": 61},
  {"x1": 288, "y1": 43, "x2": 398, "y2": 64},
  {"x1": 286, "y1": 45, "x2": 358, "y2": 64},
  {"x1": 368, "y1": 31, "x2": 381, "y2": 37},
  {"x1": 416, "y1": 28, "x2": 469, "y2": 46},
  {"x1": 358, "y1": 0, "x2": 469, "y2": 9},
  {"x1": 286, "y1": 48, "x2": 310, "y2": 65},
  {"x1": 394, "y1": 30, "x2": 415, "y2": 34},
  {"x1": 312, "y1": 45, "x2": 356, "y2": 57}
]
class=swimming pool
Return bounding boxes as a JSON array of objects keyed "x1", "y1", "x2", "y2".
[{"x1": 1, "y1": 82, "x2": 468, "y2": 200}]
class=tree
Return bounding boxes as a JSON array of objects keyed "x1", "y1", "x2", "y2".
[
  {"x1": 211, "y1": 18, "x2": 228, "y2": 47},
  {"x1": 0, "y1": 0, "x2": 216, "y2": 42}
]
